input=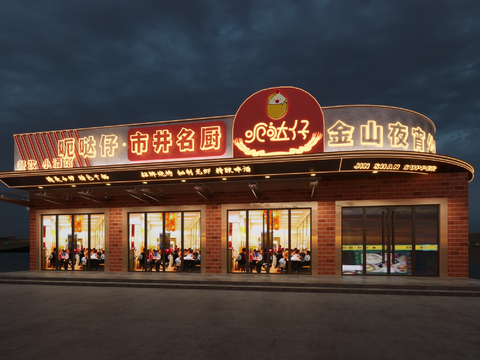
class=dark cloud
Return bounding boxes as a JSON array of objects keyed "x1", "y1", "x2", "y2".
[{"x1": 0, "y1": 0, "x2": 479, "y2": 237}]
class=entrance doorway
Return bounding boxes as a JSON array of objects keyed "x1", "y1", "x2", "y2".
[{"x1": 342, "y1": 205, "x2": 439, "y2": 276}]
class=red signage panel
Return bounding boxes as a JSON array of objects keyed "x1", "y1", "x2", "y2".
[
  {"x1": 233, "y1": 87, "x2": 324, "y2": 157},
  {"x1": 128, "y1": 121, "x2": 226, "y2": 162}
]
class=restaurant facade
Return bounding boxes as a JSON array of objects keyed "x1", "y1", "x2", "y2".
[{"x1": 0, "y1": 87, "x2": 474, "y2": 277}]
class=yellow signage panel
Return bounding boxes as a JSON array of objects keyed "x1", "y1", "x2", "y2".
[{"x1": 343, "y1": 244, "x2": 437, "y2": 251}]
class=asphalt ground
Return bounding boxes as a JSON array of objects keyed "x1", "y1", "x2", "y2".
[
  {"x1": 1, "y1": 253, "x2": 480, "y2": 359},
  {"x1": 0, "y1": 284, "x2": 479, "y2": 360}
]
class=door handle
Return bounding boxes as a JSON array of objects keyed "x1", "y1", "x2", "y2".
[
  {"x1": 391, "y1": 211, "x2": 395, "y2": 265},
  {"x1": 382, "y1": 211, "x2": 386, "y2": 264}
]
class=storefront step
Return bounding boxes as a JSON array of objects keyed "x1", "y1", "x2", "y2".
[{"x1": 0, "y1": 276, "x2": 479, "y2": 297}]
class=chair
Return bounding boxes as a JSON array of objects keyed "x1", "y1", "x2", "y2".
[
  {"x1": 301, "y1": 265, "x2": 311, "y2": 273},
  {"x1": 236, "y1": 261, "x2": 246, "y2": 273}
]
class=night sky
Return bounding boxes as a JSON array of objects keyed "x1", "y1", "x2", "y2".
[{"x1": 0, "y1": 0, "x2": 479, "y2": 238}]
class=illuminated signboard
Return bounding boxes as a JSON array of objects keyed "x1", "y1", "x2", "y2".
[
  {"x1": 12, "y1": 87, "x2": 438, "y2": 172},
  {"x1": 323, "y1": 106, "x2": 436, "y2": 153},
  {"x1": 128, "y1": 121, "x2": 226, "y2": 162},
  {"x1": 0, "y1": 150, "x2": 473, "y2": 189},
  {"x1": 232, "y1": 87, "x2": 324, "y2": 157},
  {"x1": 14, "y1": 117, "x2": 232, "y2": 171}
]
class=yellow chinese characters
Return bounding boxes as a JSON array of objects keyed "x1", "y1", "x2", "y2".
[
  {"x1": 328, "y1": 120, "x2": 354, "y2": 146},
  {"x1": 200, "y1": 126, "x2": 222, "y2": 151},
  {"x1": 45, "y1": 173, "x2": 109, "y2": 184},
  {"x1": 325, "y1": 119, "x2": 435, "y2": 153},
  {"x1": 360, "y1": 120, "x2": 383, "y2": 147}
]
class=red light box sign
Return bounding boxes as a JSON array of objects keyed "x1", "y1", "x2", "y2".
[
  {"x1": 128, "y1": 121, "x2": 226, "y2": 162},
  {"x1": 233, "y1": 87, "x2": 324, "y2": 157}
]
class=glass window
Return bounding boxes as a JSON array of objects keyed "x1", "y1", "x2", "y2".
[
  {"x1": 42, "y1": 213, "x2": 105, "y2": 271},
  {"x1": 42, "y1": 215, "x2": 57, "y2": 270},
  {"x1": 414, "y1": 206, "x2": 439, "y2": 276},
  {"x1": 342, "y1": 208, "x2": 364, "y2": 274},
  {"x1": 228, "y1": 208, "x2": 311, "y2": 275},
  {"x1": 129, "y1": 211, "x2": 201, "y2": 272}
]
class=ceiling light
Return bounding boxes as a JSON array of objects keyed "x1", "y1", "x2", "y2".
[
  {"x1": 309, "y1": 178, "x2": 319, "y2": 198},
  {"x1": 79, "y1": 190, "x2": 110, "y2": 204},
  {"x1": 127, "y1": 188, "x2": 149, "y2": 203},
  {"x1": 140, "y1": 188, "x2": 163, "y2": 202},
  {"x1": 249, "y1": 182, "x2": 261, "y2": 200},
  {"x1": 194, "y1": 183, "x2": 213, "y2": 201}
]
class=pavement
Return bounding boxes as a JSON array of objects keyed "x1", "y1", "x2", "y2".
[
  {"x1": 1, "y1": 269, "x2": 480, "y2": 297},
  {"x1": 1, "y1": 274, "x2": 480, "y2": 360}
]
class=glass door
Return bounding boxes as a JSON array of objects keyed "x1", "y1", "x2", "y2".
[
  {"x1": 343, "y1": 206, "x2": 424, "y2": 275},
  {"x1": 365, "y1": 207, "x2": 412, "y2": 275}
]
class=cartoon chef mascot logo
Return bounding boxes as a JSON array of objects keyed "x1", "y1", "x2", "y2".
[
  {"x1": 267, "y1": 91, "x2": 288, "y2": 120},
  {"x1": 233, "y1": 86, "x2": 324, "y2": 157}
]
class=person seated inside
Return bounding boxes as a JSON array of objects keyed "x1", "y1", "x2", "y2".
[
  {"x1": 184, "y1": 249, "x2": 195, "y2": 271},
  {"x1": 194, "y1": 250, "x2": 201, "y2": 270},
  {"x1": 90, "y1": 249, "x2": 99, "y2": 270},
  {"x1": 301, "y1": 250, "x2": 311, "y2": 267},
  {"x1": 138, "y1": 249, "x2": 148, "y2": 271},
  {"x1": 172, "y1": 250, "x2": 179, "y2": 269},
  {"x1": 275, "y1": 249, "x2": 283, "y2": 270},
  {"x1": 249, "y1": 249, "x2": 256, "y2": 272},
  {"x1": 49, "y1": 248, "x2": 57, "y2": 269},
  {"x1": 291, "y1": 249, "x2": 302, "y2": 272},
  {"x1": 236, "y1": 248, "x2": 247, "y2": 272},
  {"x1": 254, "y1": 249, "x2": 263, "y2": 273},
  {"x1": 175, "y1": 255, "x2": 182, "y2": 270},
  {"x1": 150, "y1": 249, "x2": 161, "y2": 271},
  {"x1": 99, "y1": 250, "x2": 105, "y2": 267},
  {"x1": 60, "y1": 249, "x2": 69, "y2": 270},
  {"x1": 79, "y1": 249, "x2": 86, "y2": 269}
]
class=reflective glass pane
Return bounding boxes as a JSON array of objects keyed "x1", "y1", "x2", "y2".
[
  {"x1": 74, "y1": 215, "x2": 88, "y2": 270},
  {"x1": 415, "y1": 206, "x2": 439, "y2": 276},
  {"x1": 271, "y1": 210, "x2": 289, "y2": 273},
  {"x1": 342, "y1": 208, "x2": 364, "y2": 274},
  {"x1": 129, "y1": 213, "x2": 145, "y2": 271},
  {"x1": 57, "y1": 215, "x2": 72, "y2": 270},
  {"x1": 167, "y1": 212, "x2": 185, "y2": 271},
  {"x1": 89, "y1": 214, "x2": 105, "y2": 271},
  {"x1": 290, "y1": 209, "x2": 310, "y2": 274},
  {"x1": 390, "y1": 207, "x2": 412, "y2": 275},
  {"x1": 146, "y1": 213, "x2": 163, "y2": 271},
  {"x1": 365, "y1": 207, "x2": 388, "y2": 275},
  {"x1": 42, "y1": 215, "x2": 57, "y2": 270},
  {"x1": 228, "y1": 210, "x2": 247, "y2": 273},
  {"x1": 184, "y1": 212, "x2": 201, "y2": 272},
  {"x1": 249, "y1": 211, "x2": 265, "y2": 273}
]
